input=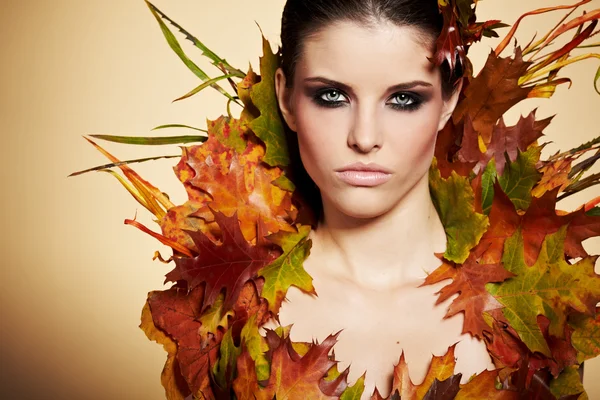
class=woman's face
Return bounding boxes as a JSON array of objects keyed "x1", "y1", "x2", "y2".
[{"x1": 275, "y1": 20, "x2": 461, "y2": 220}]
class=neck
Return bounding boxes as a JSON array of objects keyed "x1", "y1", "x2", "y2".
[{"x1": 312, "y1": 172, "x2": 447, "y2": 291}]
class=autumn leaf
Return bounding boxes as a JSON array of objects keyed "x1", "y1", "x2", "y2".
[
  {"x1": 420, "y1": 255, "x2": 515, "y2": 337},
  {"x1": 249, "y1": 34, "x2": 290, "y2": 167},
  {"x1": 240, "y1": 313, "x2": 270, "y2": 381},
  {"x1": 147, "y1": 284, "x2": 220, "y2": 398},
  {"x1": 429, "y1": 157, "x2": 489, "y2": 263},
  {"x1": 498, "y1": 145, "x2": 543, "y2": 211},
  {"x1": 165, "y1": 209, "x2": 280, "y2": 311},
  {"x1": 174, "y1": 135, "x2": 297, "y2": 242},
  {"x1": 207, "y1": 115, "x2": 248, "y2": 154},
  {"x1": 549, "y1": 365, "x2": 587, "y2": 400},
  {"x1": 458, "y1": 109, "x2": 552, "y2": 175},
  {"x1": 453, "y1": 47, "x2": 532, "y2": 144},
  {"x1": 255, "y1": 329, "x2": 342, "y2": 399},
  {"x1": 386, "y1": 343, "x2": 458, "y2": 399},
  {"x1": 569, "y1": 309, "x2": 600, "y2": 363},
  {"x1": 485, "y1": 225, "x2": 600, "y2": 356},
  {"x1": 212, "y1": 328, "x2": 242, "y2": 390},
  {"x1": 258, "y1": 224, "x2": 316, "y2": 315},
  {"x1": 340, "y1": 373, "x2": 366, "y2": 400},
  {"x1": 139, "y1": 300, "x2": 191, "y2": 400},
  {"x1": 455, "y1": 369, "x2": 517, "y2": 399}
]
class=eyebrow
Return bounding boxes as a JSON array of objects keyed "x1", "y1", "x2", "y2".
[{"x1": 302, "y1": 76, "x2": 433, "y2": 93}]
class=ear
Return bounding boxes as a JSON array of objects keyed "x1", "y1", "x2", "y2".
[
  {"x1": 437, "y1": 78, "x2": 463, "y2": 132},
  {"x1": 275, "y1": 67, "x2": 297, "y2": 132}
]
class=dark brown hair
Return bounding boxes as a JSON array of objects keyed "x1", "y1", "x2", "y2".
[{"x1": 278, "y1": 0, "x2": 463, "y2": 221}]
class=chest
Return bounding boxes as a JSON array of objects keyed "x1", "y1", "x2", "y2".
[{"x1": 263, "y1": 278, "x2": 493, "y2": 398}]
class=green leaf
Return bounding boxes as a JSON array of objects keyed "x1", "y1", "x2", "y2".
[
  {"x1": 151, "y1": 124, "x2": 208, "y2": 132},
  {"x1": 498, "y1": 146, "x2": 542, "y2": 211},
  {"x1": 240, "y1": 314, "x2": 270, "y2": 381},
  {"x1": 481, "y1": 158, "x2": 497, "y2": 215},
  {"x1": 206, "y1": 115, "x2": 248, "y2": 154},
  {"x1": 144, "y1": 1, "x2": 243, "y2": 78},
  {"x1": 68, "y1": 154, "x2": 180, "y2": 177},
  {"x1": 271, "y1": 175, "x2": 296, "y2": 192},
  {"x1": 586, "y1": 207, "x2": 600, "y2": 216},
  {"x1": 174, "y1": 73, "x2": 240, "y2": 102},
  {"x1": 429, "y1": 157, "x2": 489, "y2": 263},
  {"x1": 249, "y1": 34, "x2": 290, "y2": 166},
  {"x1": 485, "y1": 225, "x2": 600, "y2": 356},
  {"x1": 549, "y1": 365, "x2": 587, "y2": 400},
  {"x1": 569, "y1": 312, "x2": 600, "y2": 363},
  {"x1": 257, "y1": 225, "x2": 315, "y2": 314},
  {"x1": 144, "y1": 0, "x2": 240, "y2": 104},
  {"x1": 340, "y1": 373, "x2": 366, "y2": 400},
  {"x1": 89, "y1": 134, "x2": 207, "y2": 145},
  {"x1": 212, "y1": 328, "x2": 241, "y2": 389}
]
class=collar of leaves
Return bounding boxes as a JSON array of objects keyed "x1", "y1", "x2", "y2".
[{"x1": 72, "y1": 1, "x2": 600, "y2": 399}]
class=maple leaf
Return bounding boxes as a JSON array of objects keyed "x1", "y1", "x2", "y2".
[
  {"x1": 485, "y1": 225, "x2": 600, "y2": 356},
  {"x1": 548, "y1": 365, "x2": 587, "y2": 400},
  {"x1": 420, "y1": 255, "x2": 515, "y2": 337},
  {"x1": 568, "y1": 308, "x2": 600, "y2": 363},
  {"x1": 175, "y1": 135, "x2": 297, "y2": 242},
  {"x1": 257, "y1": 224, "x2": 316, "y2": 315},
  {"x1": 458, "y1": 110, "x2": 552, "y2": 175},
  {"x1": 212, "y1": 328, "x2": 241, "y2": 391},
  {"x1": 429, "y1": 157, "x2": 489, "y2": 263},
  {"x1": 139, "y1": 300, "x2": 191, "y2": 400},
  {"x1": 249, "y1": 34, "x2": 290, "y2": 167},
  {"x1": 532, "y1": 157, "x2": 573, "y2": 199},
  {"x1": 498, "y1": 145, "x2": 543, "y2": 211},
  {"x1": 454, "y1": 369, "x2": 517, "y2": 399},
  {"x1": 147, "y1": 284, "x2": 220, "y2": 398},
  {"x1": 453, "y1": 47, "x2": 532, "y2": 144},
  {"x1": 432, "y1": 2, "x2": 466, "y2": 76},
  {"x1": 340, "y1": 373, "x2": 366, "y2": 399},
  {"x1": 255, "y1": 329, "x2": 342, "y2": 399},
  {"x1": 232, "y1": 348, "x2": 263, "y2": 399},
  {"x1": 165, "y1": 209, "x2": 280, "y2": 311}
]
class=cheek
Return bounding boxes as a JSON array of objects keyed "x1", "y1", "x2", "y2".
[
  {"x1": 386, "y1": 104, "x2": 443, "y2": 166},
  {"x1": 292, "y1": 97, "x2": 348, "y2": 184}
]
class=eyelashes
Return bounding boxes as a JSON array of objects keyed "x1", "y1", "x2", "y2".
[{"x1": 310, "y1": 88, "x2": 424, "y2": 112}]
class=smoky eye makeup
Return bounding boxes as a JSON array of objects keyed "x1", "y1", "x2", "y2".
[{"x1": 305, "y1": 86, "x2": 427, "y2": 112}]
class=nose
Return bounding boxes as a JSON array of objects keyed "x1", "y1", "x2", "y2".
[{"x1": 347, "y1": 104, "x2": 382, "y2": 153}]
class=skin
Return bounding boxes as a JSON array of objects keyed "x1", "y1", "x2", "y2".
[{"x1": 267, "y1": 19, "x2": 495, "y2": 397}]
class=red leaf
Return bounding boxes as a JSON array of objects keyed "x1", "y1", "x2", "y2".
[
  {"x1": 257, "y1": 330, "x2": 342, "y2": 399},
  {"x1": 165, "y1": 209, "x2": 280, "y2": 311},
  {"x1": 148, "y1": 284, "x2": 220, "y2": 398},
  {"x1": 421, "y1": 256, "x2": 515, "y2": 337},
  {"x1": 453, "y1": 47, "x2": 532, "y2": 144}
]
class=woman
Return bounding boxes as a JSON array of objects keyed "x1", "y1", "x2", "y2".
[
  {"x1": 265, "y1": 0, "x2": 494, "y2": 396},
  {"x1": 77, "y1": 0, "x2": 600, "y2": 398}
]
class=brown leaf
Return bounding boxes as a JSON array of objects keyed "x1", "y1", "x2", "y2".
[
  {"x1": 147, "y1": 284, "x2": 220, "y2": 398},
  {"x1": 453, "y1": 47, "x2": 532, "y2": 144},
  {"x1": 165, "y1": 209, "x2": 280, "y2": 311},
  {"x1": 256, "y1": 330, "x2": 342, "y2": 399},
  {"x1": 421, "y1": 256, "x2": 515, "y2": 337}
]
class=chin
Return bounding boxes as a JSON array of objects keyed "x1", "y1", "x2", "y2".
[{"x1": 326, "y1": 189, "x2": 397, "y2": 220}]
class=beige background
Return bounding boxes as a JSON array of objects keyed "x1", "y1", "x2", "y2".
[{"x1": 1, "y1": 0, "x2": 599, "y2": 398}]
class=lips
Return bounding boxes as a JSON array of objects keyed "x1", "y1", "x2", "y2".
[{"x1": 334, "y1": 162, "x2": 393, "y2": 187}]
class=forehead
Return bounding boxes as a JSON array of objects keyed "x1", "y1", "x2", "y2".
[{"x1": 296, "y1": 20, "x2": 439, "y2": 86}]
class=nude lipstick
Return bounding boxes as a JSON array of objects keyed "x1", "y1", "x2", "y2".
[{"x1": 334, "y1": 162, "x2": 393, "y2": 187}]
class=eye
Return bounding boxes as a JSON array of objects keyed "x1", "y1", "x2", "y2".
[
  {"x1": 387, "y1": 92, "x2": 422, "y2": 111},
  {"x1": 312, "y1": 88, "x2": 348, "y2": 108}
]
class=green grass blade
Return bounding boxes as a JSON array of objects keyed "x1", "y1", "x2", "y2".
[
  {"x1": 88, "y1": 134, "x2": 207, "y2": 145},
  {"x1": 151, "y1": 124, "x2": 207, "y2": 132},
  {"x1": 173, "y1": 73, "x2": 239, "y2": 102},
  {"x1": 144, "y1": 0, "x2": 241, "y2": 104},
  {"x1": 144, "y1": 1, "x2": 245, "y2": 78},
  {"x1": 68, "y1": 154, "x2": 181, "y2": 177}
]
